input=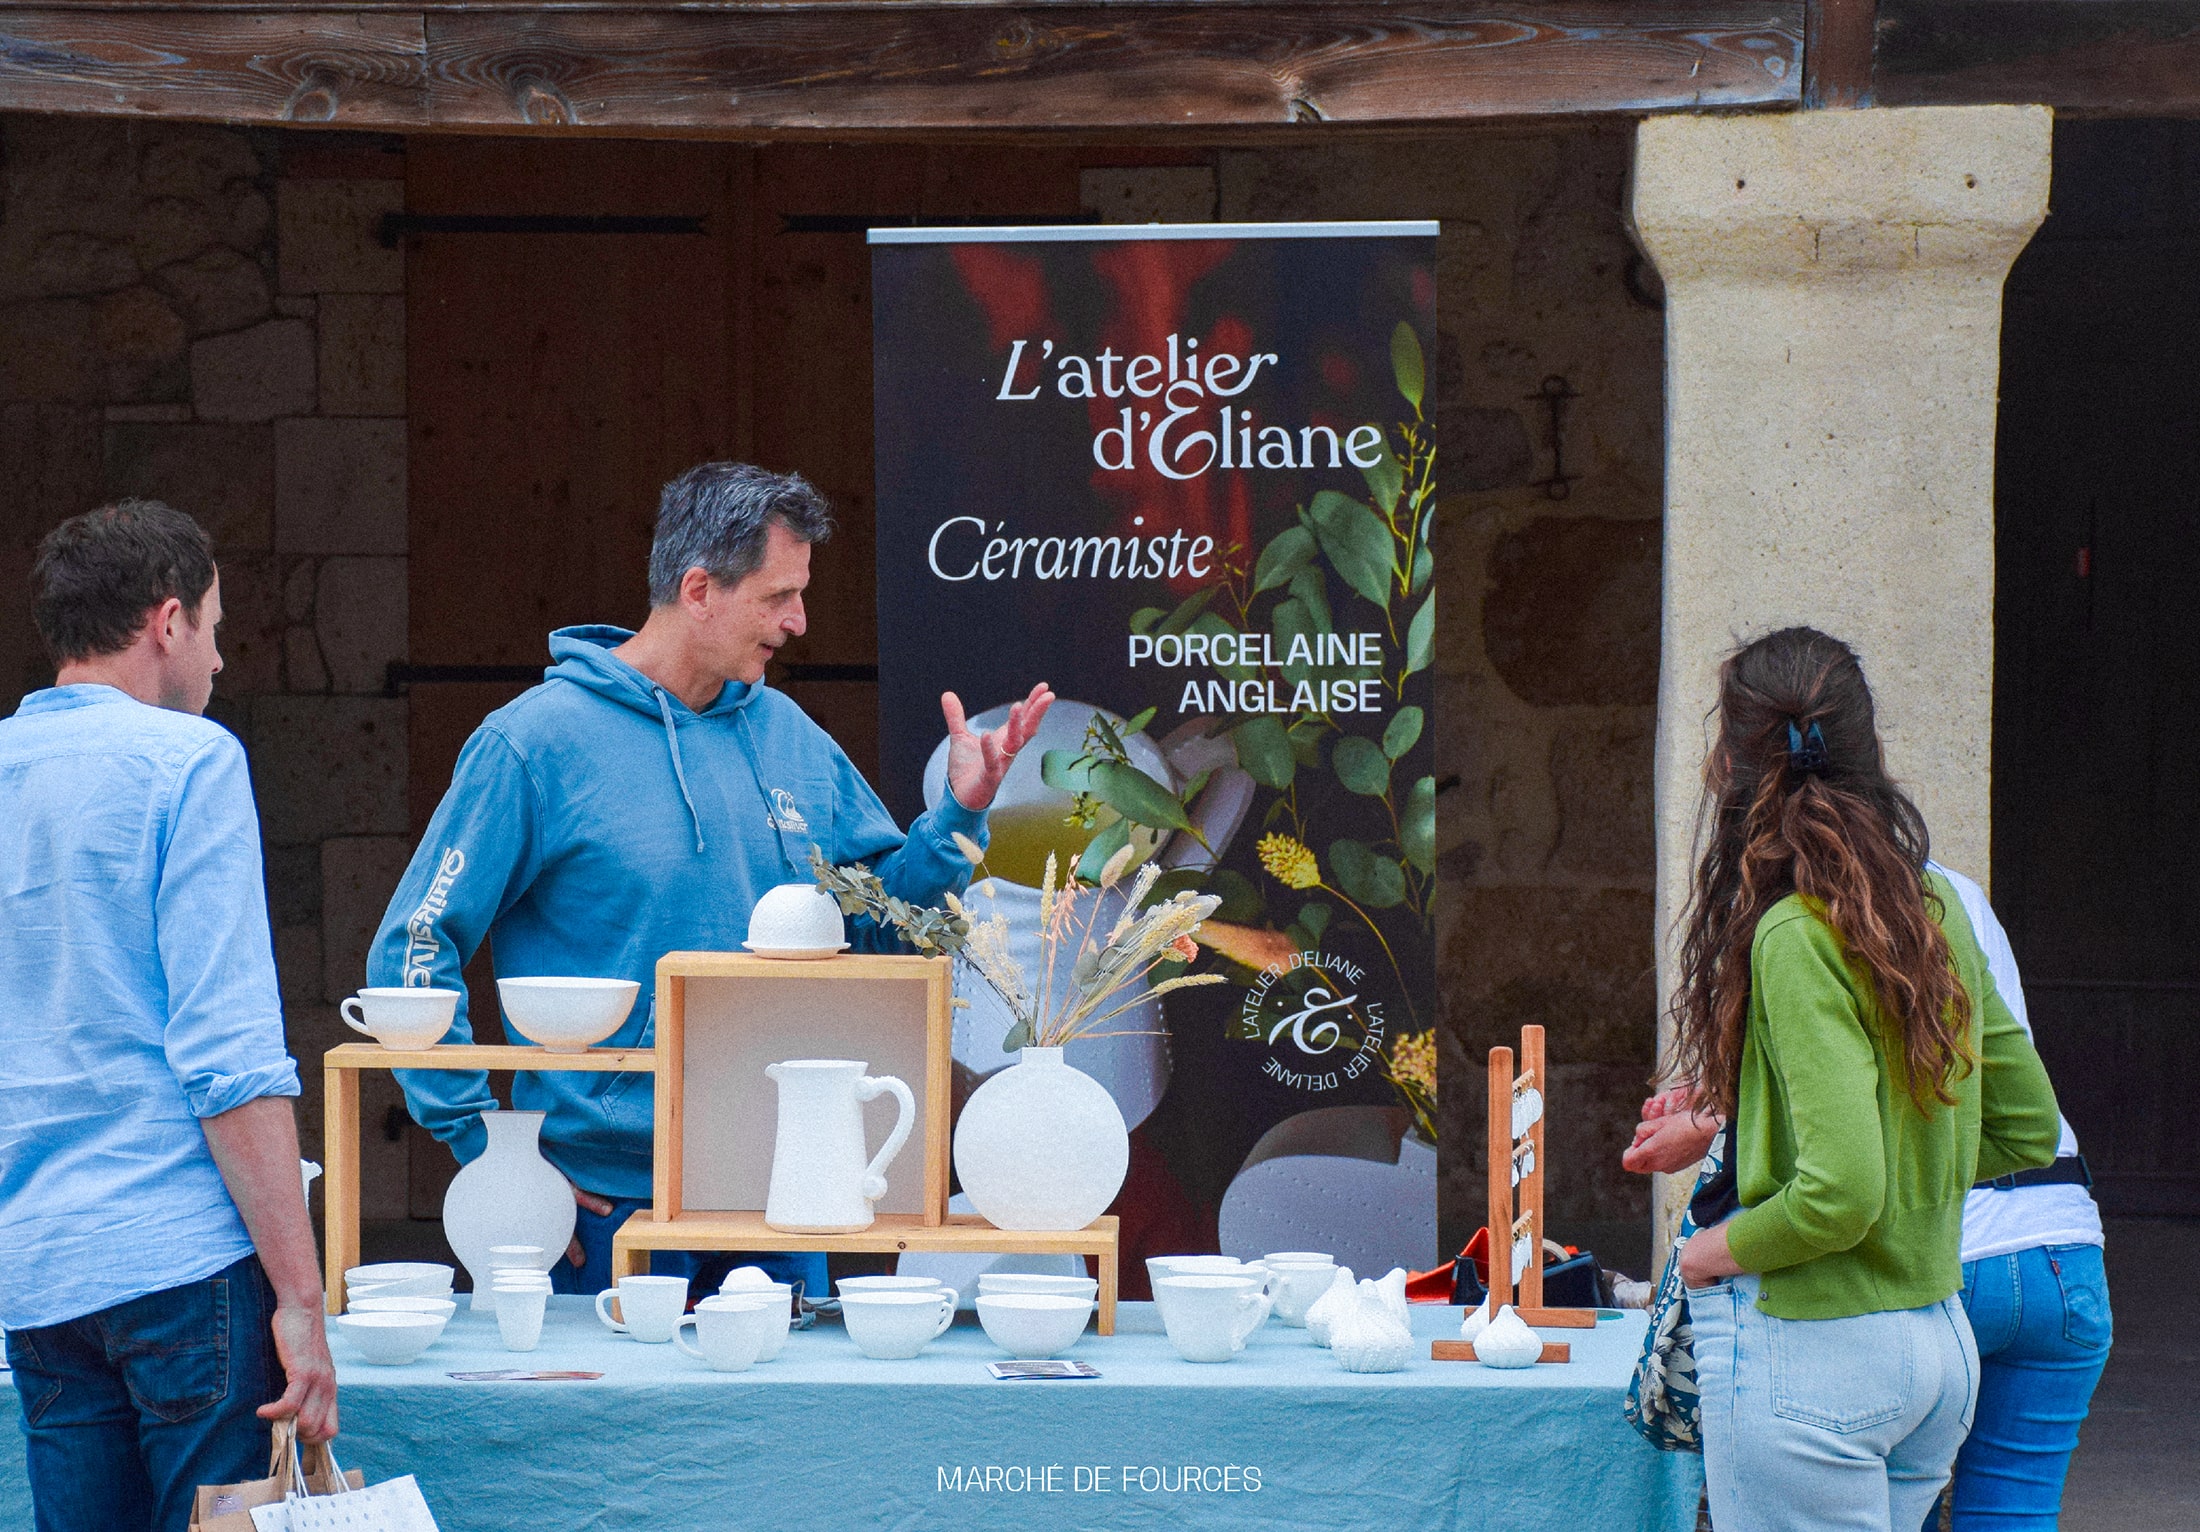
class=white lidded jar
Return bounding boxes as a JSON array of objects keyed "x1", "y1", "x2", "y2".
[
  {"x1": 953, "y1": 1047, "x2": 1129, "y2": 1231},
  {"x1": 442, "y1": 1110, "x2": 575, "y2": 1308}
]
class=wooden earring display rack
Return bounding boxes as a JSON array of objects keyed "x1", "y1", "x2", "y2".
[
  {"x1": 323, "y1": 953, "x2": 1119, "y2": 1332},
  {"x1": 1432, "y1": 1023, "x2": 1597, "y2": 1364}
]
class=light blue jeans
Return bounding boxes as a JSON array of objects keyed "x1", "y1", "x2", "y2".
[
  {"x1": 1692, "y1": 1273, "x2": 1979, "y2": 1532},
  {"x1": 1940, "y1": 1244, "x2": 2112, "y2": 1530}
]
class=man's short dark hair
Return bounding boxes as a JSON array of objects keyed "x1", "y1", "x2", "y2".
[
  {"x1": 648, "y1": 463, "x2": 834, "y2": 606},
  {"x1": 32, "y1": 499, "x2": 217, "y2": 664}
]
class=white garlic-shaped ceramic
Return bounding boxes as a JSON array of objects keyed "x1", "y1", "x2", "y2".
[
  {"x1": 1303, "y1": 1264, "x2": 1357, "y2": 1348},
  {"x1": 1458, "y1": 1298, "x2": 1491, "y2": 1343},
  {"x1": 1472, "y1": 1304, "x2": 1542, "y2": 1369},
  {"x1": 1372, "y1": 1267, "x2": 1410, "y2": 1326},
  {"x1": 1329, "y1": 1283, "x2": 1413, "y2": 1374},
  {"x1": 721, "y1": 1265, "x2": 775, "y2": 1292}
]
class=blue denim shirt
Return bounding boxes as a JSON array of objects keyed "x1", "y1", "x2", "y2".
[{"x1": 0, "y1": 685, "x2": 299, "y2": 1329}]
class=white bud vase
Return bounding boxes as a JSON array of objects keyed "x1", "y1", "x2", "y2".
[
  {"x1": 442, "y1": 1110, "x2": 576, "y2": 1306},
  {"x1": 954, "y1": 1046, "x2": 1129, "y2": 1231}
]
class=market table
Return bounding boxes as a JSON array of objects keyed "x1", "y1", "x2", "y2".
[{"x1": 0, "y1": 1300, "x2": 1700, "y2": 1531}]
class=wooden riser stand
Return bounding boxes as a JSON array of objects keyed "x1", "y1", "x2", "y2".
[{"x1": 1433, "y1": 1023, "x2": 1596, "y2": 1364}]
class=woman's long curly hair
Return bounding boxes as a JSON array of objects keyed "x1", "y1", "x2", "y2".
[{"x1": 1671, "y1": 627, "x2": 1973, "y2": 1120}]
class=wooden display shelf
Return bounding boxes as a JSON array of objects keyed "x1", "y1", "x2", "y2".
[
  {"x1": 321, "y1": 1042, "x2": 652, "y2": 1314},
  {"x1": 1430, "y1": 1339, "x2": 1571, "y2": 1365},
  {"x1": 611, "y1": 1211, "x2": 1123, "y2": 1334}
]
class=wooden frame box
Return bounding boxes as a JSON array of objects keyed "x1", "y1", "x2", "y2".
[{"x1": 653, "y1": 952, "x2": 952, "y2": 1224}]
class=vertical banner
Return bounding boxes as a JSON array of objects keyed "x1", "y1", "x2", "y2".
[{"x1": 871, "y1": 222, "x2": 1439, "y2": 1274}]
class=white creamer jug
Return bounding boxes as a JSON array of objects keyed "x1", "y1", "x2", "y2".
[{"x1": 762, "y1": 1059, "x2": 916, "y2": 1233}]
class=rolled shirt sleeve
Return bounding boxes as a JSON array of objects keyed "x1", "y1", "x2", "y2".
[{"x1": 155, "y1": 735, "x2": 300, "y2": 1116}]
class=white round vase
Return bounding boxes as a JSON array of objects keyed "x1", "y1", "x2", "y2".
[
  {"x1": 442, "y1": 1110, "x2": 575, "y2": 1304},
  {"x1": 954, "y1": 1047, "x2": 1129, "y2": 1231}
]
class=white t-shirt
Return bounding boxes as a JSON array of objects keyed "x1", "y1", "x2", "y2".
[{"x1": 1931, "y1": 864, "x2": 2104, "y2": 1262}]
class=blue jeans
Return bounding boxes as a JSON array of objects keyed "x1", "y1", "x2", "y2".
[
  {"x1": 1693, "y1": 1273, "x2": 1979, "y2": 1532},
  {"x1": 1935, "y1": 1244, "x2": 2112, "y2": 1531},
  {"x1": 551, "y1": 1195, "x2": 826, "y2": 1303},
  {"x1": 6, "y1": 1254, "x2": 284, "y2": 1532}
]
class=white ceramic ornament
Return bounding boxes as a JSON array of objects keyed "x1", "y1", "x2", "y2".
[
  {"x1": 1472, "y1": 1304, "x2": 1542, "y2": 1369},
  {"x1": 1458, "y1": 1298, "x2": 1491, "y2": 1343},
  {"x1": 1329, "y1": 1281, "x2": 1414, "y2": 1374},
  {"x1": 1511, "y1": 1235, "x2": 1534, "y2": 1284},
  {"x1": 1372, "y1": 1267, "x2": 1410, "y2": 1326},
  {"x1": 1303, "y1": 1264, "x2": 1357, "y2": 1348},
  {"x1": 1511, "y1": 1088, "x2": 1544, "y2": 1139}
]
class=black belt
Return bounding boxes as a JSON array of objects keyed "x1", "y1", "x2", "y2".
[{"x1": 1975, "y1": 1155, "x2": 2092, "y2": 1192}]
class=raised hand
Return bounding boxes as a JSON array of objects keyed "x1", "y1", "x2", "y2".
[{"x1": 941, "y1": 683, "x2": 1055, "y2": 811}]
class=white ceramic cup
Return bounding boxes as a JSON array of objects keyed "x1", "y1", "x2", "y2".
[
  {"x1": 496, "y1": 1285, "x2": 548, "y2": 1351},
  {"x1": 674, "y1": 1295, "x2": 784, "y2": 1372},
  {"x1": 975, "y1": 1294, "x2": 1093, "y2": 1359},
  {"x1": 1266, "y1": 1260, "x2": 1342, "y2": 1328},
  {"x1": 841, "y1": 1289, "x2": 954, "y2": 1359},
  {"x1": 347, "y1": 1296, "x2": 457, "y2": 1320},
  {"x1": 595, "y1": 1275, "x2": 689, "y2": 1343},
  {"x1": 1263, "y1": 1251, "x2": 1335, "y2": 1268},
  {"x1": 715, "y1": 1277, "x2": 795, "y2": 1361},
  {"x1": 1154, "y1": 1275, "x2": 1272, "y2": 1363},
  {"x1": 835, "y1": 1275, "x2": 944, "y2": 1297},
  {"x1": 488, "y1": 1244, "x2": 545, "y2": 1271},
  {"x1": 340, "y1": 988, "x2": 460, "y2": 1051},
  {"x1": 488, "y1": 1270, "x2": 552, "y2": 1315}
]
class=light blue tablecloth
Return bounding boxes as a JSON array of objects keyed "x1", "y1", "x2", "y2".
[{"x1": 1, "y1": 1300, "x2": 1700, "y2": 1530}]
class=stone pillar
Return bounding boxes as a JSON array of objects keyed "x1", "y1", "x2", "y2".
[{"x1": 1629, "y1": 105, "x2": 2051, "y2": 1243}]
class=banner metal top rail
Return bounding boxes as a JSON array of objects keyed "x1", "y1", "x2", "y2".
[{"x1": 867, "y1": 220, "x2": 1439, "y2": 244}]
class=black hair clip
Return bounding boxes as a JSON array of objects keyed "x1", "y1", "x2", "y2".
[{"x1": 1787, "y1": 720, "x2": 1831, "y2": 777}]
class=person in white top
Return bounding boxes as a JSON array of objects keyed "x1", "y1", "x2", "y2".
[{"x1": 1625, "y1": 863, "x2": 2112, "y2": 1529}]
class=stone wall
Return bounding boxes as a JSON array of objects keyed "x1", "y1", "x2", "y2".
[
  {"x1": 0, "y1": 118, "x2": 414, "y2": 1210},
  {"x1": 1217, "y1": 129, "x2": 1666, "y2": 1263}
]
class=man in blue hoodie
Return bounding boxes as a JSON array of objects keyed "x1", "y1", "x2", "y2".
[{"x1": 367, "y1": 463, "x2": 1050, "y2": 1297}]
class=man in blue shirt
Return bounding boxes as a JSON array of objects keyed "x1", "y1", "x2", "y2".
[
  {"x1": 1, "y1": 500, "x2": 337, "y2": 1531},
  {"x1": 370, "y1": 463, "x2": 1050, "y2": 1295}
]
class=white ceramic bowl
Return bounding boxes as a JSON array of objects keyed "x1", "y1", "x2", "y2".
[
  {"x1": 346, "y1": 1296, "x2": 457, "y2": 1320},
  {"x1": 976, "y1": 1294, "x2": 1093, "y2": 1359},
  {"x1": 837, "y1": 1275, "x2": 945, "y2": 1297},
  {"x1": 344, "y1": 1263, "x2": 454, "y2": 1299},
  {"x1": 745, "y1": 884, "x2": 849, "y2": 957},
  {"x1": 1147, "y1": 1255, "x2": 1266, "y2": 1289},
  {"x1": 495, "y1": 977, "x2": 640, "y2": 1052},
  {"x1": 335, "y1": 1310, "x2": 447, "y2": 1365},
  {"x1": 977, "y1": 1273, "x2": 1100, "y2": 1302}
]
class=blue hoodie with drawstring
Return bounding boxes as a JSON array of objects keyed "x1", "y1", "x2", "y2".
[{"x1": 365, "y1": 626, "x2": 984, "y2": 1199}]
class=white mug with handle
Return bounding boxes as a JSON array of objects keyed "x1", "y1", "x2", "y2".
[
  {"x1": 595, "y1": 1275, "x2": 689, "y2": 1343},
  {"x1": 340, "y1": 987, "x2": 460, "y2": 1051}
]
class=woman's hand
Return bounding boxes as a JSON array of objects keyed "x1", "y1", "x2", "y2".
[
  {"x1": 1621, "y1": 1084, "x2": 1723, "y2": 1175},
  {"x1": 1679, "y1": 1221, "x2": 1744, "y2": 1290}
]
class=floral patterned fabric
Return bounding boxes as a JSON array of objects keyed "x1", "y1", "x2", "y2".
[{"x1": 1624, "y1": 1128, "x2": 1728, "y2": 1453}]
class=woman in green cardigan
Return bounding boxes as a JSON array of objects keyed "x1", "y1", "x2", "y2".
[{"x1": 1672, "y1": 627, "x2": 2061, "y2": 1532}]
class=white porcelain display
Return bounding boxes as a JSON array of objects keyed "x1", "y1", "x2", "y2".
[
  {"x1": 594, "y1": 1274, "x2": 688, "y2": 1343},
  {"x1": 1303, "y1": 1265, "x2": 1358, "y2": 1348},
  {"x1": 343, "y1": 1263, "x2": 453, "y2": 1302},
  {"x1": 841, "y1": 1289, "x2": 954, "y2": 1360},
  {"x1": 335, "y1": 1311, "x2": 445, "y2": 1365},
  {"x1": 341, "y1": 988, "x2": 460, "y2": 1050},
  {"x1": 836, "y1": 1275, "x2": 943, "y2": 1297},
  {"x1": 1153, "y1": 1275, "x2": 1271, "y2": 1363},
  {"x1": 1266, "y1": 1261, "x2": 1340, "y2": 1328},
  {"x1": 715, "y1": 1272, "x2": 796, "y2": 1360},
  {"x1": 955, "y1": 1048, "x2": 1128, "y2": 1231},
  {"x1": 346, "y1": 1296, "x2": 456, "y2": 1320},
  {"x1": 1371, "y1": 1267, "x2": 1410, "y2": 1326},
  {"x1": 763, "y1": 1059, "x2": 916, "y2": 1233},
  {"x1": 745, "y1": 884, "x2": 849, "y2": 957},
  {"x1": 442, "y1": 1110, "x2": 574, "y2": 1307},
  {"x1": 495, "y1": 976, "x2": 639, "y2": 1052},
  {"x1": 1473, "y1": 1305, "x2": 1543, "y2": 1369},
  {"x1": 977, "y1": 1274, "x2": 1098, "y2": 1303},
  {"x1": 487, "y1": 1271, "x2": 552, "y2": 1315},
  {"x1": 1328, "y1": 1278, "x2": 1414, "y2": 1374},
  {"x1": 496, "y1": 1286, "x2": 548, "y2": 1352},
  {"x1": 976, "y1": 1294, "x2": 1093, "y2": 1359},
  {"x1": 1458, "y1": 1299, "x2": 1492, "y2": 1344},
  {"x1": 676, "y1": 1295, "x2": 784, "y2": 1372},
  {"x1": 1147, "y1": 1255, "x2": 1268, "y2": 1291}
]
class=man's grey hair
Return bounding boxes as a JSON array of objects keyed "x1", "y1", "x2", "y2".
[{"x1": 647, "y1": 462, "x2": 834, "y2": 606}]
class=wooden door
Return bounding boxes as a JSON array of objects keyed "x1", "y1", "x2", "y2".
[{"x1": 1993, "y1": 122, "x2": 2200, "y2": 1216}]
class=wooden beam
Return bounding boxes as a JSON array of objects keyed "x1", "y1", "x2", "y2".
[
  {"x1": 0, "y1": 3, "x2": 1804, "y2": 131},
  {"x1": 1802, "y1": 0, "x2": 1877, "y2": 107},
  {"x1": 1874, "y1": 0, "x2": 2200, "y2": 115}
]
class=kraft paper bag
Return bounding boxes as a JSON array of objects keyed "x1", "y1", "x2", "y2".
[
  {"x1": 246, "y1": 1436, "x2": 440, "y2": 1532},
  {"x1": 191, "y1": 1420, "x2": 361, "y2": 1532}
]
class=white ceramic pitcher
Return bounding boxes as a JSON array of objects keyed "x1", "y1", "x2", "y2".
[{"x1": 762, "y1": 1059, "x2": 916, "y2": 1233}]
